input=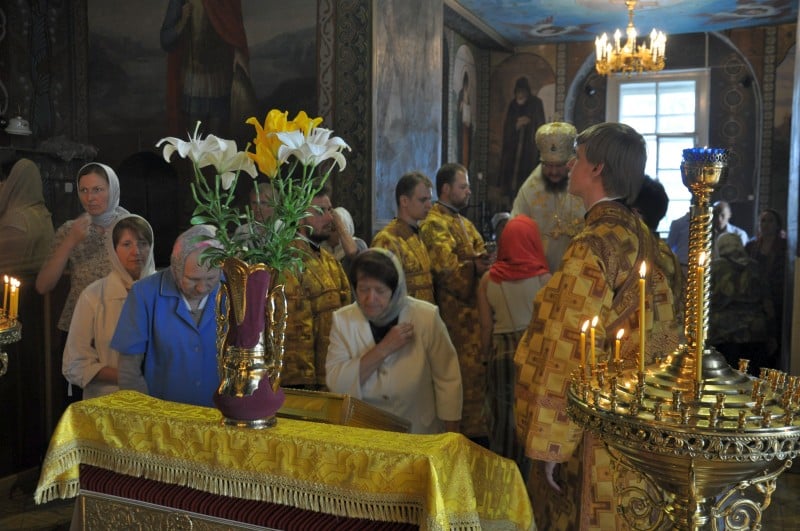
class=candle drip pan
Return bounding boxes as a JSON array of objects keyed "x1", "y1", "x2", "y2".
[{"x1": 567, "y1": 149, "x2": 800, "y2": 530}]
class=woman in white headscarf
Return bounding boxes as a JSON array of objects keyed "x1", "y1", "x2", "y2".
[
  {"x1": 36, "y1": 163, "x2": 129, "y2": 333},
  {"x1": 326, "y1": 248, "x2": 462, "y2": 434},
  {"x1": 63, "y1": 215, "x2": 156, "y2": 399},
  {"x1": 0, "y1": 158, "x2": 54, "y2": 276}
]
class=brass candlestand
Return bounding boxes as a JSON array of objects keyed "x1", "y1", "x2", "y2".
[
  {"x1": 567, "y1": 149, "x2": 800, "y2": 530},
  {"x1": 0, "y1": 318, "x2": 21, "y2": 377}
]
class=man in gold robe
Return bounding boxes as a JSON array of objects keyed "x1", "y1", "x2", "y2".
[
  {"x1": 371, "y1": 171, "x2": 435, "y2": 304},
  {"x1": 420, "y1": 163, "x2": 490, "y2": 438},
  {"x1": 282, "y1": 187, "x2": 351, "y2": 389},
  {"x1": 511, "y1": 122, "x2": 585, "y2": 272},
  {"x1": 514, "y1": 123, "x2": 680, "y2": 530}
]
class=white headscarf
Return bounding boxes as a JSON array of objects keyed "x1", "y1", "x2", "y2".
[
  {"x1": 77, "y1": 162, "x2": 128, "y2": 228},
  {"x1": 106, "y1": 214, "x2": 156, "y2": 290}
]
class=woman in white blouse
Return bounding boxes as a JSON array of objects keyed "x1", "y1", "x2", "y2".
[
  {"x1": 62, "y1": 215, "x2": 155, "y2": 399},
  {"x1": 326, "y1": 248, "x2": 462, "y2": 434}
]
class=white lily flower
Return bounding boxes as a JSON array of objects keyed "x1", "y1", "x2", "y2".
[
  {"x1": 202, "y1": 140, "x2": 258, "y2": 189},
  {"x1": 156, "y1": 123, "x2": 229, "y2": 167},
  {"x1": 276, "y1": 128, "x2": 350, "y2": 170}
]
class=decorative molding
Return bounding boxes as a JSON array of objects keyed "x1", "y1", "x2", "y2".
[
  {"x1": 759, "y1": 26, "x2": 777, "y2": 214},
  {"x1": 442, "y1": 0, "x2": 512, "y2": 51},
  {"x1": 0, "y1": 6, "x2": 7, "y2": 116},
  {"x1": 79, "y1": 492, "x2": 267, "y2": 531},
  {"x1": 318, "y1": 0, "x2": 335, "y2": 124},
  {"x1": 333, "y1": 0, "x2": 371, "y2": 235}
]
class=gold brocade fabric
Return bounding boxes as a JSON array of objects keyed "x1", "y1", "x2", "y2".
[
  {"x1": 35, "y1": 391, "x2": 534, "y2": 531},
  {"x1": 282, "y1": 241, "x2": 351, "y2": 387},
  {"x1": 514, "y1": 201, "x2": 680, "y2": 530},
  {"x1": 372, "y1": 218, "x2": 435, "y2": 304},
  {"x1": 420, "y1": 203, "x2": 487, "y2": 438}
]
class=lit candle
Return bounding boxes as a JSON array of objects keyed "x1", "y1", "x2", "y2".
[
  {"x1": 614, "y1": 29, "x2": 621, "y2": 51},
  {"x1": 590, "y1": 316, "x2": 599, "y2": 368},
  {"x1": 615, "y1": 328, "x2": 624, "y2": 363},
  {"x1": 696, "y1": 252, "x2": 706, "y2": 382},
  {"x1": 580, "y1": 320, "x2": 589, "y2": 369},
  {"x1": 14, "y1": 278, "x2": 20, "y2": 319},
  {"x1": 9, "y1": 281, "x2": 17, "y2": 320},
  {"x1": 639, "y1": 261, "x2": 647, "y2": 372},
  {"x1": 3, "y1": 275, "x2": 8, "y2": 316}
]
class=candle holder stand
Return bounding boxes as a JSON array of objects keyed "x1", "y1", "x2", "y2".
[
  {"x1": 567, "y1": 149, "x2": 800, "y2": 530},
  {"x1": 0, "y1": 317, "x2": 21, "y2": 377}
]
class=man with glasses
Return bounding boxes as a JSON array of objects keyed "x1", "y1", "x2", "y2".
[{"x1": 511, "y1": 121, "x2": 585, "y2": 272}]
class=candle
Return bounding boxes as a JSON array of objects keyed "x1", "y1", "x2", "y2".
[
  {"x1": 639, "y1": 261, "x2": 647, "y2": 372},
  {"x1": 3, "y1": 275, "x2": 8, "y2": 316},
  {"x1": 580, "y1": 320, "x2": 589, "y2": 369},
  {"x1": 696, "y1": 252, "x2": 706, "y2": 382},
  {"x1": 615, "y1": 328, "x2": 624, "y2": 363},
  {"x1": 590, "y1": 316, "x2": 599, "y2": 368},
  {"x1": 9, "y1": 281, "x2": 17, "y2": 320}
]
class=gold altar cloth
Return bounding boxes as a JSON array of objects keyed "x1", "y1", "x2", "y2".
[{"x1": 35, "y1": 391, "x2": 534, "y2": 530}]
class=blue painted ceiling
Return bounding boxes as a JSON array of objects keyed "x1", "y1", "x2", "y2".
[{"x1": 449, "y1": 0, "x2": 798, "y2": 47}]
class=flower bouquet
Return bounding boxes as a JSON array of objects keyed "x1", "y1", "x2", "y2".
[{"x1": 157, "y1": 110, "x2": 350, "y2": 427}]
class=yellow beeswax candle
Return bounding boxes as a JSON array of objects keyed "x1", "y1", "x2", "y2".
[{"x1": 639, "y1": 261, "x2": 647, "y2": 372}]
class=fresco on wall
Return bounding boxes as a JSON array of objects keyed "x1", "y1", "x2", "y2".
[
  {"x1": 487, "y1": 53, "x2": 555, "y2": 210},
  {"x1": 453, "y1": 45, "x2": 477, "y2": 172},
  {"x1": 772, "y1": 43, "x2": 795, "y2": 220},
  {"x1": 86, "y1": 1, "x2": 316, "y2": 164}
]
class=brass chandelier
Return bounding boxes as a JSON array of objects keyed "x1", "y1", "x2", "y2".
[{"x1": 595, "y1": 0, "x2": 666, "y2": 75}]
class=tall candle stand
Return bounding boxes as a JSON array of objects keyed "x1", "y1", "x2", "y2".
[
  {"x1": 0, "y1": 314, "x2": 21, "y2": 377},
  {"x1": 567, "y1": 148, "x2": 800, "y2": 530}
]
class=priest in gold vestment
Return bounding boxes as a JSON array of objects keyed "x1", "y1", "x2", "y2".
[
  {"x1": 515, "y1": 123, "x2": 680, "y2": 530},
  {"x1": 372, "y1": 171, "x2": 435, "y2": 304},
  {"x1": 420, "y1": 163, "x2": 490, "y2": 438},
  {"x1": 282, "y1": 190, "x2": 351, "y2": 388}
]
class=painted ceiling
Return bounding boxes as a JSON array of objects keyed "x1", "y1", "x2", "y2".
[{"x1": 447, "y1": 0, "x2": 798, "y2": 48}]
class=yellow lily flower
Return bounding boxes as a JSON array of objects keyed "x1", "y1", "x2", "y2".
[{"x1": 290, "y1": 111, "x2": 323, "y2": 137}]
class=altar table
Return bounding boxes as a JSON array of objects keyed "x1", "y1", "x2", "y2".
[{"x1": 34, "y1": 391, "x2": 535, "y2": 530}]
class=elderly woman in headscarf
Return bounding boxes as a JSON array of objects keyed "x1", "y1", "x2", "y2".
[
  {"x1": 0, "y1": 158, "x2": 54, "y2": 276},
  {"x1": 709, "y1": 232, "x2": 773, "y2": 375},
  {"x1": 63, "y1": 215, "x2": 156, "y2": 399},
  {"x1": 326, "y1": 248, "x2": 462, "y2": 434},
  {"x1": 113, "y1": 225, "x2": 222, "y2": 407},
  {"x1": 477, "y1": 214, "x2": 550, "y2": 471}
]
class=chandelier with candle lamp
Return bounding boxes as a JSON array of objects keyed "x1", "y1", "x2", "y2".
[{"x1": 595, "y1": 0, "x2": 666, "y2": 75}]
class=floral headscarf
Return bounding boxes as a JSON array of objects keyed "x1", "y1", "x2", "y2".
[
  {"x1": 355, "y1": 248, "x2": 408, "y2": 327},
  {"x1": 76, "y1": 162, "x2": 128, "y2": 228},
  {"x1": 106, "y1": 214, "x2": 156, "y2": 290},
  {"x1": 169, "y1": 225, "x2": 220, "y2": 283}
]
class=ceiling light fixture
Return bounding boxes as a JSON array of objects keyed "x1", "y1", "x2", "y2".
[{"x1": 595, "y1": 0, "x2": 666, "y2": 75}]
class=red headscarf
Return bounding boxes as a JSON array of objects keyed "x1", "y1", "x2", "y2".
[{"x1": 489, "y1": 214, "x2": 550, "y2": 282}]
